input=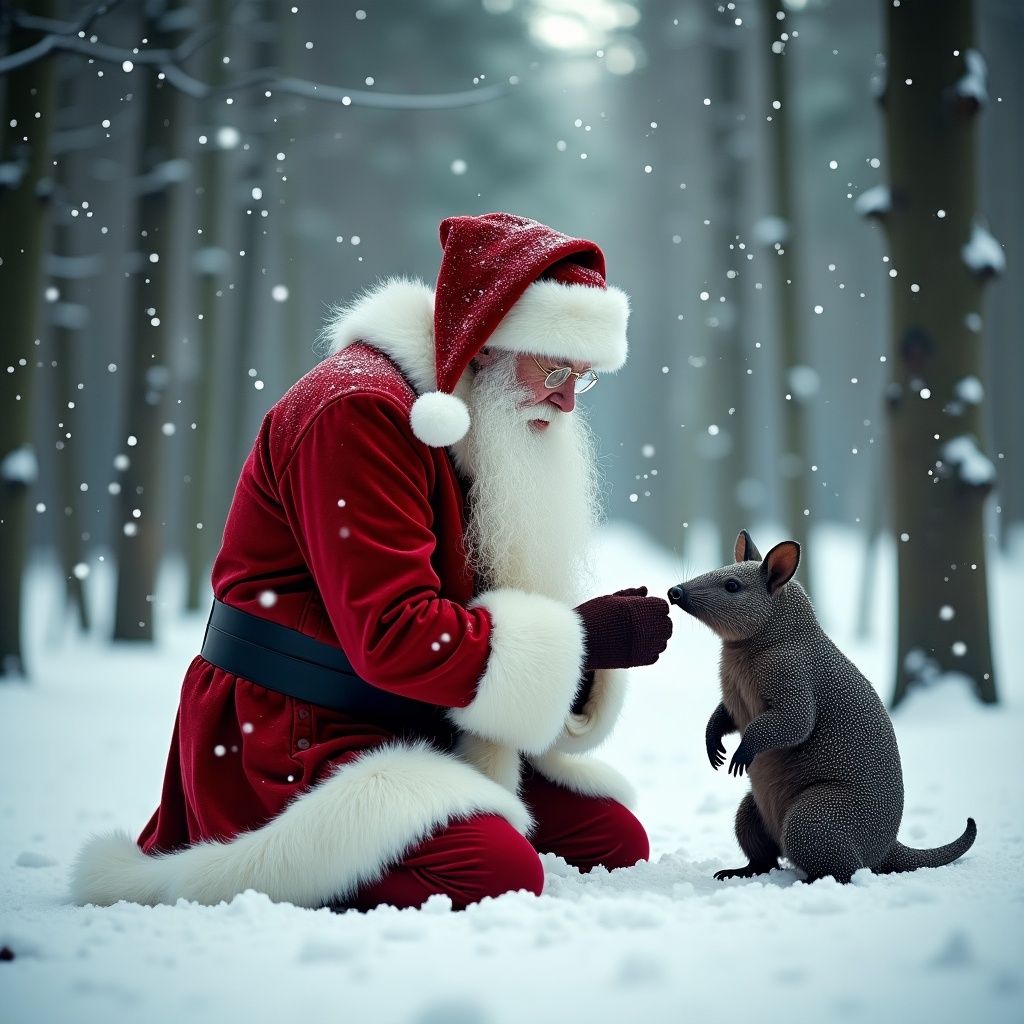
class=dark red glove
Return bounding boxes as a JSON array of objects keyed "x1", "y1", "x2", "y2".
[{"x1": 574, "y1": 586, "x2": 673, "y2": 671}]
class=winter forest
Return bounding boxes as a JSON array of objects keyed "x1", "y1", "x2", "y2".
[
  {"x1": 1, "y1": 0, "x2": 1022, "y2": 695},
  {"x1": 2, "y1": 1, "x2": 1023, "y2": 1023}
]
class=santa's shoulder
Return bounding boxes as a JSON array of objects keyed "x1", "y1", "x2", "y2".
[{"x1": 264, "y1": 344, "x2": 417, "y2": 463}]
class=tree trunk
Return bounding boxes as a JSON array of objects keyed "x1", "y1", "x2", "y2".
[
  {"x1": 49, "y1": 125, "x2": 94, "y2": 633},
  {"x1": 112, "y1": 3, "x2": 186, "y2": 640},
  {"x1": 0, "y1": 0, "x2": 58, "y2": 677},
  {"x1": 183, "y1": 0, "x2": 229, "y2": 612},
  {"x1": 704, "y1": 4, "x2": 750, "y2": 562},
  {"x1": 272, "y1": 0, "x2": 312, "y2": 390},
  {"x1": 883, "y1": 0, "x2": 998, "y2": 704},
  {"x1": 758, "y1": 0, "x2": 813, "y2": 590},
  {"x1": 226, "y1": 0, "x2": 275, "y2": 479}
]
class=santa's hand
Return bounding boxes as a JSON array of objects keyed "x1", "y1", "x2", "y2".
[{"x1": 575, "y1": 589, "x2": 673, "y2": 671}]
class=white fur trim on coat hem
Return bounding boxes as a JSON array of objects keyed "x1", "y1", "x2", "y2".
[
  {"x1": 69, "y1": 742, "x2": 531, "y2": 909},
  {"x1": 554, "y1": 668, "x2": 629, "y2": 755},
  {"x1": 529, "y1": 751, "x2": 637, "y2": 809},
  {"x1": 447, "y1": 589, "x2": 584, "y2": 755}
]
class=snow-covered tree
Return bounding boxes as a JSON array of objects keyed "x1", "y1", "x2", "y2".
[{"x1": 873, "y1": 0, "x2": 1000, "y2": 704}]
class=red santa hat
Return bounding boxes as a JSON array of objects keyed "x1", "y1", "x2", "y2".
[{"x1": 410, "y1": 212, "x2": 630, "y2": 447}]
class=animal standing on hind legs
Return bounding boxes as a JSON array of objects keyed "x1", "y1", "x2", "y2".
[{"x1": 667, "y1": 530, "x2": 976, "y2": 884}]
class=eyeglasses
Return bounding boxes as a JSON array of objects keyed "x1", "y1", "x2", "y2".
[{"x1": 532, "y1": 357, "x2": 600, "y2": 394}]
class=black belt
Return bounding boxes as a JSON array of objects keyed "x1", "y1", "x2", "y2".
[{"x1": 201, "y1": 599, "x2": 446, "y2": 723}]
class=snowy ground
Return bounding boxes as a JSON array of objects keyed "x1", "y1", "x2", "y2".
[{"x1": 1, "y1": 521, "x2": 1023, "y2": 1024}]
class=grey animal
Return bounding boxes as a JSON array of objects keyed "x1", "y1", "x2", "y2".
[{"x1": 667, "y1": 530, "x2": 976, "y2": 884}]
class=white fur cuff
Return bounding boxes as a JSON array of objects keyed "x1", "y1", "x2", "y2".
[{"x1": 448, "y1": 589, "x2": 585, "y2": 755}]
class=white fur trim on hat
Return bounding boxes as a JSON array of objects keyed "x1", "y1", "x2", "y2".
[
  {"x1": 410, "y1": 390, "x2": 471, "y2": 447},
  {"x1": 486, "y1": 279, "x2": 629, "y2": 371},
  {"x1": 448, "y1": 588, "x2": 585, "y2": 754},
  {"x1": 69, "y1": 741, "x2": 531, "y2": 909}
]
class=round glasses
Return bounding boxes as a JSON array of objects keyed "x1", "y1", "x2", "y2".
[{"x1": 532, "y1": 357, "x2": 600, "y2": 394}]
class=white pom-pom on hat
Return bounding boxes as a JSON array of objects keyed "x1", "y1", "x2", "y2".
[{"x1": 410, "y1": 391, "x2": 471, "y2": 447}]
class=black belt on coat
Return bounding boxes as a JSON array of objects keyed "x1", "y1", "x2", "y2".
[{"x1": 200, "y1": 599, "x2": 447, "y2": 724}]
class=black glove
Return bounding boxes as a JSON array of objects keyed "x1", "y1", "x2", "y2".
[{"x1": 574, "y1": 586, "x2": 673, "y2": 671}]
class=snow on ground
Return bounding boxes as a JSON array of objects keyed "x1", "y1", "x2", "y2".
[{"x1": 1, "y1": 522, "x2": 1023, "y2": 1024}]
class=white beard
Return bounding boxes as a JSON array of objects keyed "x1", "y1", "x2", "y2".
[{"x1": 450, "y1": 354, "x2": 603, "y2": 605}]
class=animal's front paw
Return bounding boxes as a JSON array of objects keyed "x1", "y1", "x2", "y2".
[
  {"x1": 728, "y1": 740, "x2": 754, "y2": 777},
  {"x1": 707, "y1": 738, "x2": 726, "y2": 770}
]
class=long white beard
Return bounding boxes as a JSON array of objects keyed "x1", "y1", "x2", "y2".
[{"x1": 451, "y1": 354, "x2": 603, "y2": 605}]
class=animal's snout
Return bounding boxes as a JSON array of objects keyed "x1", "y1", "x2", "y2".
[{"x1": 667, "y1": 585, "x2": 685, "y2": 606}]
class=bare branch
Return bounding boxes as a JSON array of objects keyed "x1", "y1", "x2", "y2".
[
  {"x1": 272, "y1": 74, "x2": 514, "y2": 110},
  {"x1": 0, "y1": 11, "x2": 517, "y2": 110},
  {"x1": 12, "y1": 0, "x2": 122, "y2": 37}
]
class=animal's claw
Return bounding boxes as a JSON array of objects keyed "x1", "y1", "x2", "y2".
[
  {"x1": 714, "y1": 866, "x2": 746, "y2": 881},
  {"x1": 714, "y1": 863, "x2": 769, "y2": 881},
  {"x1": 728, "y1": 739, "x2": 753, "y2": 776}
]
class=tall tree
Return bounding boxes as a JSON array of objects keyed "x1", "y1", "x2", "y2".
[
  {"x1": 47, "y1": 71, "x2": 102, "y2": 632},
  {"x1": 702, "y1": 1, "x2": 751, "y2": 561},
  {"x1": 183, "y1": 0, "x2": 229, "y2": 612},
  {"x1": 756, "y1": 0, "x2": 814, "y2": 590},
  {"x1": 113, "y1": 0, "x2": 187, "y2": 640},
  {"x1": 0, "y1": 0, "x2": 58, "y2": 676},
  {"x1": 880, "y1": 0, "x2": 999, "y2": 704},
  {"x1": 225, "y1": 0, "x2": 274, "y2": 479}
]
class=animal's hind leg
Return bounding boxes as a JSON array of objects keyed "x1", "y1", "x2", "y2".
[
  {"x1": 781, "y1": 786, "x2": 866, "y2": 884},
  {"x1": 715, "y1": 793, "x2": 781, "y2": 881}
]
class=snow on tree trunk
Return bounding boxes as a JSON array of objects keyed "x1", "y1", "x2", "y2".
[
  {"x1": 0, "y1": 0, "x2": 58, "y2": 677},
  {"x1": 881, "y1": 0, "x2": 999, "y2": 705},
  {"x1": 113, "y1": 4, "x2": 186, "y2": 641}
]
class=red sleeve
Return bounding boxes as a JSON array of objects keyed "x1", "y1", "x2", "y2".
[{"x1": 277, "y1": 391, "x2": 490, "y2": 708}]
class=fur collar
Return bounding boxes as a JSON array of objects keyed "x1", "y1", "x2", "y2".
[{"x1": 321, "y1": 278, "x2": 439, "y2": 397}]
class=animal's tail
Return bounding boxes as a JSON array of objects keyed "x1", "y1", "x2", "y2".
[{"x1": 875, "y1": 818, "x2": 976, "y2": 874}]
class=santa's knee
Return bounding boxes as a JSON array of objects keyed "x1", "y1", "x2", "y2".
[
  {"x1": 585, "y1": 801, "x2": 650, "y2": 871},
  {"x1": 442, "y1": 813, "x2": 546, "y2": 902}
]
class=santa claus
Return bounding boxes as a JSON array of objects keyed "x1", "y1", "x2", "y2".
[{"x1": 71, "y1": 212, "x2": 673, "y2": 911}]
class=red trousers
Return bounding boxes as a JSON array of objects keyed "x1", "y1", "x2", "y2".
[{"x1": 346, "y1": 773, "x2": 649, "y2": 911}]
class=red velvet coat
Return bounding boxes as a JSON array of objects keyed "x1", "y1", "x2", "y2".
[
  {"x1": 72, "y1": 279, "x2": 632, "y2": 910},
  {"x1": 139, "y1": 341, "x2": 492, "y2": 852}
]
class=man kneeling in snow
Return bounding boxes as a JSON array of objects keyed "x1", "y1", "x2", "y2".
[{"x1": 72, "y1": 213, "x2": 672, "y2": 911}]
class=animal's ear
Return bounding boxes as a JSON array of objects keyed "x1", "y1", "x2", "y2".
[
  {"x1": 763, "y1": 541, "x2": 800, "y2": 596},
  {"x1": 734, "y1": 530, "x2": 763, "y2": 563}
]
